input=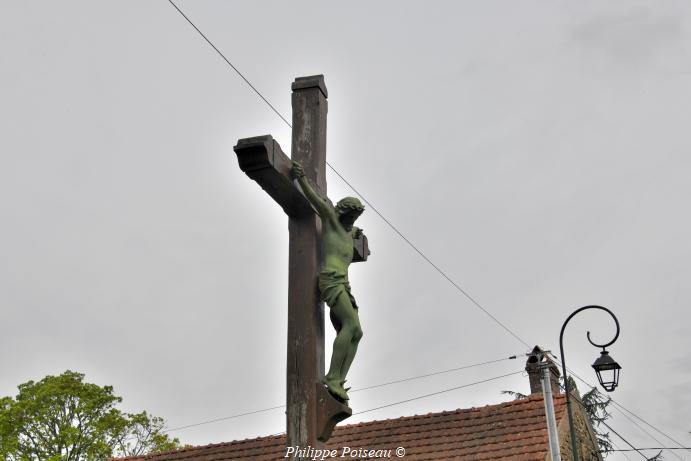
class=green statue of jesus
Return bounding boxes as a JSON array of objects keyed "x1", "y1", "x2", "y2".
[{"x1": 291, "y1": 161, "x2": 365, "y2": 402}]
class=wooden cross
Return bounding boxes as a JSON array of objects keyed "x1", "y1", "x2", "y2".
[{"x1": 233, "y1": 75, "x2": 369, "y2": 455}]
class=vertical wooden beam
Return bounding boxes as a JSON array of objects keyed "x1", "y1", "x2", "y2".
[{"x1": 286, "y1": 75, "x2": 328, "y2": 457}]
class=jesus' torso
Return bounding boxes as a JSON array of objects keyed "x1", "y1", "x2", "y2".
[{"x1": 321, "y1": 215, "x2": 354, "y2": 275}]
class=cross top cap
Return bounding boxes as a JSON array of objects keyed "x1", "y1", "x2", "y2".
[{"x1": 292, "y1": 75, "x2": 328, "y2": 98}]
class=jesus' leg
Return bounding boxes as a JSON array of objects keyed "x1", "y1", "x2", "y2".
[
  {"x1": 324, "y1": 292, "x2": 359, "y2": 401},
  {"x1": 339, "y1": 313, "x2": 362, "y2": 385}
]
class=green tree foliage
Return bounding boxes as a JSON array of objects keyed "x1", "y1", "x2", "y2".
[
  {"x1": 565, "y1": 378, "x2": 662, "y2": 460},
  {"x1": 500, "y1": 390, "x2": 529, "y2": 400},
  {"x1": 573, "y1": 377, "x2": 614, "y2": 455},
  {"x1": 0, "y1": 371, "x2": 179, "y2": 461},
  {"x1": 112, "y1": 412, "x2": 179, "y2": 458}
]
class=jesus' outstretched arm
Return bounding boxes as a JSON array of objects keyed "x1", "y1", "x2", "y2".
[{"x1": 290, "y1": 161, "x2": 333, "y2": 218}]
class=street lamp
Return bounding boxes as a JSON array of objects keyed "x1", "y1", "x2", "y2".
[
  {"x1": 559, "y1": 305, "x2": 622, "y2": 461},
  {"x1": 592, "y1": 349, "x2": 621, "y2": 392}
]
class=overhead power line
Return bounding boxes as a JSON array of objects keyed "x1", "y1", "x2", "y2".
[
  {"x1": 566, "y1": 368, "x2": 690, "y2": 458},
  {"x1": 561, "y1": 381, "x2": 651, "y2": 461},
  {"x1": 612, "y1": 448, "x2": 691, "y2": 452},
  {"x1": 557, "y1": 363, "x2": 683, "y2": 460},
  {"x1": 163, "y1": 354, "x2": 519, "y2": 433},
  {"x1": 165, "y1": 0, "x2": 530, "y2": 349},
  {"x1": 166, "y1": 0, "x2": 291, "y2": 128},
  {"x1": 162, "y1": 405, "x2": 285, "y2": 433},
  {"x1": 612, "y1": 406, "x2": 685, "y2": 461},
  {"x1": 327, "y1": 164, "x2": 532, "y2": 349},
  {"x1": 600, "y1": 418, "x2": 648, "y2": 460},
  {"x1": 267, "y1": 370, "x2": 524, "y2": 437},
  {"x1": 565, "y1": 379, "x2": 684, "y2": 461},
  {"x1": 611, "y1": 400, "x2": 691, "y2": 456},
  {"x1": 351, "y1": 354, "x2": 518, "y2": 393},
  {"x1": 546, "y1": 351, "x2": 687, "y2": 459},
  {"x1": 353, "y1": 370, "x2": 523, "y2": 416},
  {"x1": 598, "y1": 418, "x2": 651, "y2": 460},
  {"x1": 610, "y1": 440, "x2": 635, "y2": 461}
]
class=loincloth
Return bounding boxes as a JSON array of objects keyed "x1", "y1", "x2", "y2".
[{"x1": 318, "y1": 270, "x2": 358, "y2": 310}]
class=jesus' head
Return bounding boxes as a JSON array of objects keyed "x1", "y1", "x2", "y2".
[{"x1": 335, "y1": 197, "x2": 364, "y2": 230}]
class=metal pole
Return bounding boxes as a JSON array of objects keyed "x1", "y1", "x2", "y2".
[
  {"x1": 559, "y1": 305, "x2": 621, "y2": 461},
  {"x1": 559, "y1": 336, "x2": 580, "y2": 461},
  {"x1": 541, "y1": 360, "x2": 561, "y2": 461}
]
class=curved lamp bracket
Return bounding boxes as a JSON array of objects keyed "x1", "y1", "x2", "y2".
[{"x1": 585, "y1": 306, "x2": 620, "y2": 349}]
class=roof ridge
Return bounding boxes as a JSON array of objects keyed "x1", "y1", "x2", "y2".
[
  {"x1": 110, "y1": 432, "x2": 288, "y2": 460},
  {"x1": 332, "y1": 393, "x2": 553, "y2": 432},
  {"x1": 110, "y1": 393, "x2": 572, "y2": 461}
]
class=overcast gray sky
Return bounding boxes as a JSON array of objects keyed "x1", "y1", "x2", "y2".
[{"x1": 2, "y1": 1, "x2": 691, "y2": 459}]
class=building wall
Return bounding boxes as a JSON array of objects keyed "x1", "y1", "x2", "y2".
[{"x1": 554, "y1": 395, "x2": 603, "y2": 461}]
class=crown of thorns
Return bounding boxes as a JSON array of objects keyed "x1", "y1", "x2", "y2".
[{"x1": 336, "y1": 197, "x2": 365, "y2": 214}]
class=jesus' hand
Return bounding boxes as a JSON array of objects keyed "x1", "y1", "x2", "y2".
[{"x1": 290, "y1": 161, "x2": 305, "y2": 180}]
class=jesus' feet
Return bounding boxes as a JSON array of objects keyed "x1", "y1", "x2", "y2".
[{"x1": 323, "y1": 377, "x2": 349, "y2": 402}]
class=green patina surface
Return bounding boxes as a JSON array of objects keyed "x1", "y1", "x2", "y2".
[{"x1": 291, "y1": 161, "x2": 365, "y2": 402}]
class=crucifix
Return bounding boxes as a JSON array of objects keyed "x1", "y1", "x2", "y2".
[{"x1": 233, "y1": 75, "x2": 370, "y2": 453}]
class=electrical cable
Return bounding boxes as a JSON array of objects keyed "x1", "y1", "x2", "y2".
[
  {"x1": 546, "y1": 350, "x2": 687, "y2": 460},
  {"x1": 350, "y1": 354, "x2": 518, "y2": 394},
  {"x1": 162, "y1": 355, "x2": 519, "y2": 433},
  {"x1": 353, "y1": 370, "x2": 523, "y2": 416},
  {"x1": 556, "y1": 361, "x2": 678, "y2": 460},
  {"x1": 165, "y1": 0, "x2": 531, "y2": 349},
  {"x1": 565, "y1": 367, "x2": 690, "y2": 458},
  {"x1": 265, "y1": 370, "x2": 524, "y2": 438},
  {"x1": 611, "y1": 440, "x2": 635, "y2": 461},
  {"x1": 560, "y1": 382, "x2": 649, "y2": 460},
  {"x1": 598, "y1": 419, "x2": 652, "y2": 460},
  {"x1": 162, "y1": 405, "x2": 285, "y2": 433},
  {"x1": 611, "y1": 400, "x2": 691, "y2": 456},
  {"x1": 323, "y1": 166, "x2": 532, "y2": 349},
  {"x1": 611, "y1": 406, "x2": 685, "y2": 461},
  {"x1": 613, "y1": 448, "x2": 691, "y2": 452},
  {"x1": 166, "y1": 0, "x2": 291, "y2": 128},
  {"x1": 269, "y1": 382, "x2": 673, "y2": 456}
]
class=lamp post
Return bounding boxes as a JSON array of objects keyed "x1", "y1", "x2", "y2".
[{"x1": 559, "y1": 305, "x2": 621, "y2": 461}]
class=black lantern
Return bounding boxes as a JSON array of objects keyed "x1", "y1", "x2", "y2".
[{"x1": 592, "y1": 349, "x2": 621, "y2": 392}]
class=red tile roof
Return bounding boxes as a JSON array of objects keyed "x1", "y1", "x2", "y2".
[{"x1": 117, "y1": 394, "x2": 566, "y2": 460}]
